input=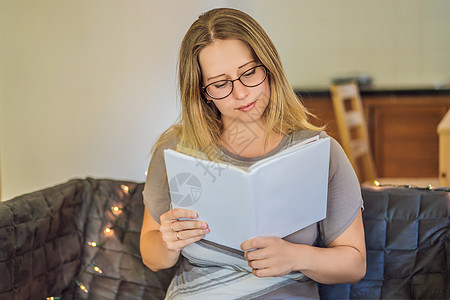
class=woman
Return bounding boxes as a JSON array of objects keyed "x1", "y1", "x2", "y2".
[{"x1": 140, "y1": 8, "x2": 366, "y2": 299}]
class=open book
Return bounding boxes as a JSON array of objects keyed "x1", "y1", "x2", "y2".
[{"x1": 164, "y1": 136, "x2": 330, "y2": 250}]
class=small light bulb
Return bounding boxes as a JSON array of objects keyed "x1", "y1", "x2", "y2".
[
  {"x1": 88, "y1": 242, "x2": 97, "y2": 247},
  {"x1": 374, "y1": 180, "x2": 380, "y2": 186},
  {"x1": 105, "y1": 227, "x2": 111, "y2": 233},
  {"x1": 112, "y1": 206, "x2": 120, "y2": 212},
  {"x1": 93, "y1": 266, "x2": 103, "y2": 274},
  {"x1": 121, "y1": 185, "x2": 129, "y2": 193},
  {"x1": 79, "y1": 284, "x2": 88, "y2": 293}
]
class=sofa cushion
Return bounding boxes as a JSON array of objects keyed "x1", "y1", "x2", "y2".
[
  {"x1": 61, "y1": 179, "x2": 176, "y2": 299},
  {"x1": 319, "y1": 187, "x2": 449, "y2": 299}
]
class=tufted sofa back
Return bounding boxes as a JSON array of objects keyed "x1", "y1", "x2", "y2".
[
  {"x1": 0, "y1": 178, "x2": 448, "y2": 299},
  {"x1": 319, "y1": 187, "x2": 449, "y2": 299},
  {"x1": 0, "y1": 178, "x2": 176, "y2": 300}
]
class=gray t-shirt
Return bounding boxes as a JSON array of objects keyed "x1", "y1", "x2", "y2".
[{"x1": 142, "y1": 130, "x2": 363, "y2": 299}]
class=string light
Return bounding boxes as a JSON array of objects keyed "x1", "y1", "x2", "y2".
[
  {"x1": 111, "y1": 205, "x2": 124, "y2": 216},
  {"x1": 79, "y1": 284, "x2": 88, "y2": 293},
  {"x1": 93, "y1": 265, "x2": 103, "y2": 274},
  {"x1": 121, "y1": 185, "x2": 129, "y2": 194},
  {"x1": 52, "y1": 184, "x2": 137, "y2": 299},
  {"x1": 76, "y1": 281, "x2": 89, "y2": 293},
  {"x1": 371, "y1": 180, "x2": 448, "y2": 191}
]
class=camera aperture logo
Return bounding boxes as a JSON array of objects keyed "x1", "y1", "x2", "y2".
[{"x1": 169, "y1": 173, "x2": 202, "y2": 207}]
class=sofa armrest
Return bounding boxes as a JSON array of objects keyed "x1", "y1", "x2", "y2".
[{"x1": 0, "y1": 179, "x2": 86, "y2": 298}]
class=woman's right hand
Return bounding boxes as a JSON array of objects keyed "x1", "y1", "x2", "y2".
[{"x1": 159, "y1": 208, "x2": 209, "y2": 252}]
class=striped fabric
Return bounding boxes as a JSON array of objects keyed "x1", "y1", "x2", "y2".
[{"x1": 165, "y1": 240, "x2": 308, "y2": 299}]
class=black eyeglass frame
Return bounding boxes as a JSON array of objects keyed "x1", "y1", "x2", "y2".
[{"x1": 202, "y1": 65, "x2": 269, "y2": 100}]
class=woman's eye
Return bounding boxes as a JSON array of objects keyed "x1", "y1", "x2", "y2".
[
  {"x1": 213, "y1": 81, "x2": 228, "y2": 89},
  {"x1": 243, "y1": 69, "x2": 256, "y2": 78}
]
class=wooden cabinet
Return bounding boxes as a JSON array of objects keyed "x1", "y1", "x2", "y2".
[
  {"x1": 299, "y1": 90, "x2": 450, "y2": 178},
  {"x1": 438, "y1": 109, "x2": 450, "y2": 186}
]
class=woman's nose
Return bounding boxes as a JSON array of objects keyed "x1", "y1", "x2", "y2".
[{"x1": 232, "y1": 80, "x2": 249, "y2": 100}]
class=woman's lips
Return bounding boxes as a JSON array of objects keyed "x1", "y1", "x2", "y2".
[{"x1": 236, "y1": 101, "x2": 256, "y2": 112}]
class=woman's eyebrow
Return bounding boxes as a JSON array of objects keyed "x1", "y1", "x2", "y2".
[
  {"x1": 207, "y1": 61, "x2": 256, "y2": 82},
  {"x1": 207, "y1": 73, "x2": 226, "y2": 82},
  {"x1": 238, "y1": 60, "x2": 256, "y2": 69}
]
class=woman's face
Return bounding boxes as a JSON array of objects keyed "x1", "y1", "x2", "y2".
[{"x1": 199, "y1": 39, "x2": 270, "y2": 128}]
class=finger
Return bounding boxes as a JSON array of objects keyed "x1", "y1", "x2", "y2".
[
  {"x1": 244, "y1": 248, "x2": 267, "y2": 261},
  {"x1": 172, "y1": 220, "x2": 208, "y2": 232},
  {"x1": 161, "y1": 208, "x2": 198, "y2": 222},
  {"x1": 252, "y1": 268, "x2": 272, "y2": 278},
  {"x1": 247, "y1": 258, "x2": 267, "y2": 270},
  {"x1": 240, "y1": 239, "x2": 255, "y2": 251},
  {"x1": 175, "y1": 228, "x2": 209, "y2": 241},
  {"x1": 169, "y1": 233, "x2": 206, "y2": 251},
  {"x1": 162, "y1": 227, "x2": 206, "y2": 244},
  {"x1": 241, "y1": 237, "x2": 271, "y2": 251}
]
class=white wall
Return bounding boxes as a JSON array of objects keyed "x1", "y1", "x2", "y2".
[
  {"x1": 246, "y1": 0, "x2": 450, "y2": 88},
  {"x1": 1, "y1": 0, "x2": 449, "y2": 200},
  {"x1": 0, "y1": 0, "x2": 228, "y2": 200}
]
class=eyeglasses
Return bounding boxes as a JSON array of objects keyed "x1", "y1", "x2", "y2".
[{"x1": 202, "y1": 65, "x2": 268, "y2": 100}]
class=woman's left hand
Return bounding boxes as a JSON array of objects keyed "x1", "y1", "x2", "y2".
[{"x1": 241, "y1": 237, "x2": 299, "y2": 278}]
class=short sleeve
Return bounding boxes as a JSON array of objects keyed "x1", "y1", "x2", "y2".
[
  {"x1": 319, "y1": 132, "x2": 363, "y2": 246},
  {"x1": 142, "y1": 137, "x2": 177, "y2": 224}
]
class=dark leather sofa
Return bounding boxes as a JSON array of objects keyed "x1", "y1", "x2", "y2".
[{"x1": 0, "y1": 178, "x2": 448, "y2": 299}]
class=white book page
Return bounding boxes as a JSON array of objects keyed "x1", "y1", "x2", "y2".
[
  {"x1": 250, "y1": 138, "x2": 330, "y2": 238},
  {"x1": 164, "y1": 149, "x2": 254, "y2": 249}
]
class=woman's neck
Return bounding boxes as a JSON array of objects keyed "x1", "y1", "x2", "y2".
[{"x1": 219, "y1": 120, "x2": 284, "y2": 158}]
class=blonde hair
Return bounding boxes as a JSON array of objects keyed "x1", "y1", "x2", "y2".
[{"x1": 153, "y1": 8, "x2": 322, "y2": 157}]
